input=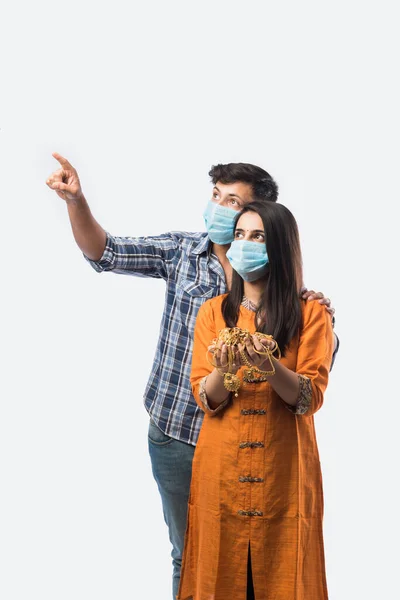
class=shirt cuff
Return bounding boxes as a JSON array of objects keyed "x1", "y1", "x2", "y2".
[
  {"x1": 284, "y1": 374, "x2": 312, "y2": 415},
  {"x1": 199, "y1": 376, "x2": 231, "y2": 415},
  {"x1": 84, "y1": 232, "x2": 115, "y2": 272}
]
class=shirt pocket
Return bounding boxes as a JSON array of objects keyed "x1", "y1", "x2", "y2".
[
  {"x1": 178, "y1": 279, "x2": 216, "y2": 298},
  {"x1": 175, "y1": 279, "x2": 217, "y2": 333}
]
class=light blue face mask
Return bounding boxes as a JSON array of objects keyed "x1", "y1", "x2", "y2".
[
  {"x1": 226, "y1": 240, "x2": 269, "y2": 282},
  {"x1": 203, "y1": 200, "x2": 238, "y2": 245}
]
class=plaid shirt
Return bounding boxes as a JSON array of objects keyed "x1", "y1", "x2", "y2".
[{"x1": 86, "y1": 231, "x2": 227, "y2": 445}]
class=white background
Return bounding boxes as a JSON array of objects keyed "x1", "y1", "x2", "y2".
[{"x1": 1, "y1": 1, "x2": 399, "y2": 599}]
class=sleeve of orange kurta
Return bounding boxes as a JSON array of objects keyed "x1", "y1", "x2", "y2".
[
  {"x1": 190, "y1": 299, "x2": 232, "y2": 416},
  {"x1": 285, "y1": 301, "x2": 334, "y2": 417}
]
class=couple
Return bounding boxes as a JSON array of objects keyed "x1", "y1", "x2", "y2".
[{"x1": 47, "y1": 156, "x2": 338, "y2": 599}]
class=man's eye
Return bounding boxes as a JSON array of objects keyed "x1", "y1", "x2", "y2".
[{"x1": 230, "y1": 199, "x2": 237, "y2": 206}]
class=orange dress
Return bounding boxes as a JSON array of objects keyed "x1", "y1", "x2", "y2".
[{"x1": 177, "y1": 294, "x2": 334, "y2": 600}]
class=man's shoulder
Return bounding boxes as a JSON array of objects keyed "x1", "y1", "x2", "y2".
[
  {"x1": 169, "y1": 231, "x2": 209, "y2": 253},
  {"x1": 169, "y1": 230, "x2": 207, "y2": 242}
]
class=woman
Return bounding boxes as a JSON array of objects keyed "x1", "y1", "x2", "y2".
[{"x1": 177, "y1": 201, "x2": 334, "y2": 600}]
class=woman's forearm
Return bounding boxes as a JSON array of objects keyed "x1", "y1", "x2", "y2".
[
  {"x1": 264, "y1": 359, "x2": 300, "y2": 406},
  {"x1": 205, "y1": 359, "x2": 302, "y2": 409},
  {"x1": 205, "y1": 369, "x2": 232, "y2": 409}
]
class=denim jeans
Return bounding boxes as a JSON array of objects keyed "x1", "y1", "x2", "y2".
[{"x1": 148, "y1": 418, "x2": 196, "y2": 600}]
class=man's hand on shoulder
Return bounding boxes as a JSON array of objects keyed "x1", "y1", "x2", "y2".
[{"x1": 301, "y1": 287, "x2": 335, "y2": 322}]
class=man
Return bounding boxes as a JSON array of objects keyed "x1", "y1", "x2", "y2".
[{"x1": 46, "y1": 154, "x2": 337, "y2": 599}]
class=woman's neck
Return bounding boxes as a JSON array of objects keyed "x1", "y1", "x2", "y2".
[{"x1": 243, "y1": 280, "x2": 265, "y2": 306}]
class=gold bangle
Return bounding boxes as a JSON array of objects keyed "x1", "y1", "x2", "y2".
[
  {"x1": 271, "y1": 343, "x2": 281, "y2": 361},
  {"x1": 252, "y1": 333, "x2": 274, "y2": 356},
  {"x1": 206, "y1": 345, "x2": 238, "y2": 370},
  {"x1": 253, "y1": 336, "x2": 281, "y2": 360}
]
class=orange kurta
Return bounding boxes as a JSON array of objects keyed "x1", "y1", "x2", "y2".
[{"x1": 177, "y1": 294, "x2": 334, "y2": 600}]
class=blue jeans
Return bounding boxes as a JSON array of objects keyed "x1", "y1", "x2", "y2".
[{"x1": 148, "y1": 418, "x2": 196, "y2": 600}]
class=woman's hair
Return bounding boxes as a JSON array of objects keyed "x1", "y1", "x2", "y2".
[
  {"x1": 221, "y1": 201, "x2": 304, "y2": 356},
  {"x1": 209, "y1": 162, "x2": 278, "y2": 203}
]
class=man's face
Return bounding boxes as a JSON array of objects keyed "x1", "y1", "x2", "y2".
[{"x1": 211, "y1": 181, "x2": 254, "y2": 212}]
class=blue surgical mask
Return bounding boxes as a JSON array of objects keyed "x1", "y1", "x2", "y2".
[
  {"x1": 203, "y1": 200, "x2": 237, "y2": 245},
  {"x1": 226, "y1": 240, "x2": 269, "y2": 282}
]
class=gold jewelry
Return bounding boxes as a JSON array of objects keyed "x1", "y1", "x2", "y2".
[
  {"x1": 206, "y1": 328, "x2": 280, "y2": 394},
  {"x1": 253, "y1": 349, "x2": 276, "y2": 377},
  {"x1": 253, "y1": 364, "x2": 275, "y2": 377},
  {"x1": 239, "y1": 349, "x2": 253, "y2": 369},
  {"x1": 222, "y1": 372, "x2": 241, "y2": 397},
  {"x1": 216, "y1": 327, "x2": 269, "y2": 347},
  {"x1": 239, "y1": 341, "x2": 277, "y2": 377},
  {"x1": 252, "y1": 334, "x2": 274, "y2": 356},
  {"x1": 242, "y1": 363, "x2": 275, "y2": 382},
  {"x1": 253, "y1": 336, "x2": 281, "y2": 360},
  {"x1": 243, "y1": 371, "x2": 269, "y2": 383}
]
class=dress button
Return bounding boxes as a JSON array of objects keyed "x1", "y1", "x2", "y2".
[
  {"x1": 238, "y1": 509, "x2": 263, "y2": 517},
  {"x1": 239, "y1": 441, "x2": 264, "y2": 449},
  {"x1": 239, "y1": 475, "x2": 264, "y2": 483}
]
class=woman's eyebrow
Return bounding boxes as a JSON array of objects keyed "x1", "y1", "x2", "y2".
[{"x1": 235, "y1": 228, "x2": 264, "y2": 234}]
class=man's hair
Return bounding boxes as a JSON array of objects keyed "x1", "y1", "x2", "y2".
[{"x1": 209, "y1": 162, "x2": 279, "y2": 202}]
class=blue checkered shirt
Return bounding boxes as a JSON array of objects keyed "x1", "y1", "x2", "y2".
[{"x1": 86, "y1": 231, "x2": 227, "y2": 445}]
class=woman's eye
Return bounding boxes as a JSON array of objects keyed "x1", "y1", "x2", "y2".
[{"x1": 235, "y1": 231, "x2": 243, "y2": 238}]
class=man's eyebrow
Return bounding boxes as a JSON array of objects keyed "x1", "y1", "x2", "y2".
[{"x1": 214, "y1": 185, "x2": 242, "y2": 200}]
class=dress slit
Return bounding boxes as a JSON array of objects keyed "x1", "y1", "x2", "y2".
[{"x1": 247, "y1": 543, "x2": 255, "y2": 600}]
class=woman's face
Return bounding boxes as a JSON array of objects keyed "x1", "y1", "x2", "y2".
[{"x1": 234, "y1": 211, "x2": 265, "y2": 244}]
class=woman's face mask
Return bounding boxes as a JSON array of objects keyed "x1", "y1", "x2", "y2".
[
  {"x1": 203, "y1": 200, "x2": 238, "y2": 245},
  {"x1": 226, "y1": 239, "x2": 269, "y2": 282}
]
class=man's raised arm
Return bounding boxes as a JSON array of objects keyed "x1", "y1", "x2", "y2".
[{"x1": 46, "y1": 152, "x2": 106, "y2": 261}]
